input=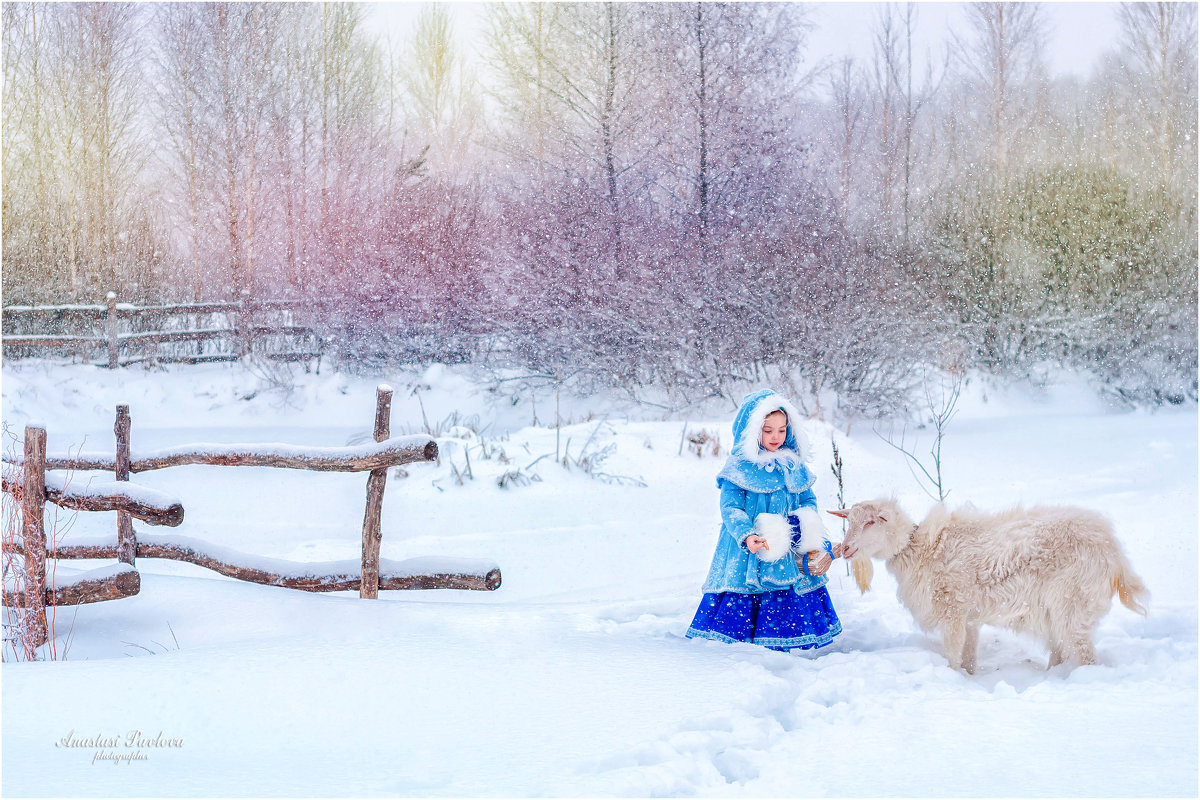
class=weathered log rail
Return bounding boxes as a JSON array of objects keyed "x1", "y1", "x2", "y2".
[
  {"x1": 1, "y1": 387, "x2": 502, "y2": 650},
  {"x1": 38, "y1": 438, "x2": 440, "y2": 474},
  {"x1": 6, "y1": 565, "x2": 143, "y2": 608},
  {"x1": 1, "y1": 293, "x2": 322, "y2": 368},
  {"x1": 2, "y1": 465, "x2": 185, "y2": 527},
  {"x1": 8, "y1": 536, "x2": 502, "y2": 594}
]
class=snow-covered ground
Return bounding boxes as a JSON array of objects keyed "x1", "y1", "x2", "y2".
[{"x1": 2, "y1": 361, "x2": 1196, "y2": 797}]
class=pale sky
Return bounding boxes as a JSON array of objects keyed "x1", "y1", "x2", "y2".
[{"x1": 364, "y1": 0, "x2": 1125, "y2": 83}]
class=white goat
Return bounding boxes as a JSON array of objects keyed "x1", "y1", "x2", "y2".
[{"x1": 830, "y1": 499, "x2": 1148, "y2": 673}]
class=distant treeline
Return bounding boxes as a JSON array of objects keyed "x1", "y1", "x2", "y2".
[{"x1": 3, "y1": 2, "x2": 1195, "y2": 412}]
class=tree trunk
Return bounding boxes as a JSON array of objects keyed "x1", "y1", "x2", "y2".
[{"x1": 695, "y1": 2, "x2": 709, "y2": 246}]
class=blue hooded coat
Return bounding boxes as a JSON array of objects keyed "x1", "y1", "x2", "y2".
[{"x1": 700, "y1": 389, "x2": 828, "y2": 595}]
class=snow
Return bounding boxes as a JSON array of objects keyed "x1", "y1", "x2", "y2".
[
  {"x1": 2, "y1": 361, "x2": 1196, "y2": 797},
  {"x1": 75, "y1": 531, "x2": 497, "y2": 584},
  {"x1": 46, "y1": 562, "x2": 136, "y2": 591},
  {"x1": 3, "y1": 465, "x2": 181, "y2": 513},
  {"x1": 44, "y1": 472, "x2": 182, "y2": 511}
]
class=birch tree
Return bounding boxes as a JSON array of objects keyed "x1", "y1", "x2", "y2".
[
  {"x1": 829, "y1": 57, "x2": 866, "y2": 223},
  {"x1": 1117, "y1": 1, "x2": 1197, "y2": 198},
  {"x1": 953, "y1": 2, "x2": 1046, "y2": 187},
  {"x1": 4, "y1": 2, "x2": 160, "y2": 301},
  {"x1": 399, "y1": 5, "x2": 479, "y2": 176},
  {"x1": 152, "y1": 3, "x2": 211, "y2": 298}
]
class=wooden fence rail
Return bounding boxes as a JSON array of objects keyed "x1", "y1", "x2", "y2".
[
  {"x1": 40, "y1": 438, "x2": 439, "y2": 474},
  {"x1": 1, "y1": 387, "x2": 502, "y2": 649},
  {"x1": 1, "y1": 468, "x2": 184, "y2": 527},
  {"x1": 6, "y1": 564, "x2": 143, "y2": 609},
  {"x1": 7, "y1": 536, "x2": 503, "y2": 595},
  {"x1": 1, "y1": 293, "x2": 321, "y2": 368}
]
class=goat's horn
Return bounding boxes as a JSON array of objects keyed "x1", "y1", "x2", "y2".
[{"x1": 827, "y1": 509, "x2": 849, "y2": 519}]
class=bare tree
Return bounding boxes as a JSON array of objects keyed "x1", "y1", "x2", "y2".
[
  {"x1": 869, "y1": 6, "x2": 902, "y2": 233},
  {"x1": 485, "y1": 1, "x2": 658, "y2": 282},
  {"x1": 889, "y1": 4, "x2": 948, "y2": 247},
  {"x1": 953, "y1": 2, "x2": 1046, "y2": 186},
  {"x1": 2, "y1": 3, "x2": 59, "y2": 296},
  {"x1": 829, "y1": 57, "x2": 865, "y2": 222},
  {"x1": 484, "y1": 2, "x2": 564, "y2": 182},
  {"x1": 156, "y1": 2, "x2": 288, "y2": 298},
  {"x1": 1117, "y1": 1, "x2": 1198, "y2": 197},
  {"x1": 400, "y1": 5, "x2": 480, "y2": 178},
  {"x1": 269, "y1": 5, "x2": 319, "y2": 289},
  {"x1": 655, "y1": 3, "x2": 807, "y2": 244},
  {"x1": 152, "y1": 4, "x2": 211, "y2": 298},
  {"x1": 4, "y1": 2, "x2": 159, "y2": 301},
  {"x1": 313, "y1": 3, "x2": 388, "y2": 272}
]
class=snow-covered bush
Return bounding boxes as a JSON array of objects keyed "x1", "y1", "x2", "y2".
[{"x1": 927, "y1": 166, "x2": 1197, "y2": 404}]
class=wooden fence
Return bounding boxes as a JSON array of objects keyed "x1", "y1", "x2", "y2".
[
  {"x1": 1, "y1": 293, "x2": 511, "y2": 370},
  {"x1": 1, "y1": 293, "x2": 322, "y2": 368},
  {"x1": 1, "y1": 386, "x2": 502, "y2": 648}
]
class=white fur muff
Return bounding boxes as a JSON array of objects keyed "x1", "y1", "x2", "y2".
[
  {"x1": 791, "y1": 506, "x2": 828, "y2": 554},
  {"x1": 752, "y1": 513, "x2": 793, "y2": 562},
  {"x1": 752, "y1": 508, "x2": 829, "y2": 563}
]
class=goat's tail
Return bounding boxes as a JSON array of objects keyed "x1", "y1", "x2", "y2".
[{"x1": 1112, "y1": 558, "x2": 1149, "y2": 616}]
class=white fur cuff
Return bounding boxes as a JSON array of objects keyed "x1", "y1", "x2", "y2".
[
  {"x1": 793, "y1": 506, "x2": 828, "y2": 553},
  {"x1": 752, "y1": 513, "x2": 793, "y2": 563}
]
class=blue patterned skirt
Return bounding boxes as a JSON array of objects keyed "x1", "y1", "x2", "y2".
[{"x1": 686, "y1": 585, "x2": 842, "y2": 652}]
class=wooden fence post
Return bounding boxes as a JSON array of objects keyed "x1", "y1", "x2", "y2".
[
  {"x1": 21, "y1": 425, "x2": 48, "y2": 647},
  {"x1": 105, "y1": 292, "x2": 119, "y2": 368},
  {"x1": 115, "y1": 405, "x2": 136, "y2": 565},
  {"x1": 360, "y1": 384, "x2": 393, "y2": 599}
]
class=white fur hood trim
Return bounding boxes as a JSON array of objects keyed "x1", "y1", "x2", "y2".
[{"x1": 736, "y1": 393, "x2": 811, "y2": 466}]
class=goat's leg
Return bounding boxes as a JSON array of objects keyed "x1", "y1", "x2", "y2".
[
  {"x1": 1068, "y1": 631, "x2": 1098, "y2": 666},
  {"x1": 1056, "y1": 603, "x2": 1100, "y2": 668},
  {"x1": 941, "y1": 619, "x2": 968, "y2": 672},
  {"x1": 1048, "y1": 645, "x2": 1064, "y2": 668},
  {"x1": 961, "y1": 623, "x2": 980, "y2": 674},
  {"x1": 1048, "y1": 608, "x2": 1071, "y2": 668}
]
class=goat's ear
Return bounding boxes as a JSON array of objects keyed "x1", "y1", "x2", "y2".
[{"x1": 852, "y1": 557, "x2": 874, "y2": 594}]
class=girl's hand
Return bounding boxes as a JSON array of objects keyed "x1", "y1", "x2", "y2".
[
  {"x1": 832, "y1": 542, "x2": 846, "y2": 559},
  {"x1": 806, "y1": 550, "x2": 834, "y2": 576},
  {"x1": 744, "y1": 535, "x2": 768, "y2": 554}
]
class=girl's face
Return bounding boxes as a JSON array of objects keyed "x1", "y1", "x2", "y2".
[{"x1": 760, "y1": 410, "x2": 788, "y2": 452}]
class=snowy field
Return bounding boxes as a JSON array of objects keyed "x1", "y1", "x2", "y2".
[{"x1": 2, "y1": 360, "x2": 1196, "y2": 797}]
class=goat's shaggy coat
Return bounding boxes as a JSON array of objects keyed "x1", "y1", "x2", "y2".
[{"x1": 834, "y1": 499, "x2": 1149, "y2": 673}]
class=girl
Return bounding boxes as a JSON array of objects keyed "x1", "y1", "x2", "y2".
[{"x1": 685, "y1": 389, "x2": 842, "y2": 651}]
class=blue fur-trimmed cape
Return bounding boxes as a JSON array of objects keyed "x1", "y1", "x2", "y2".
[
  {"x1": 716, "y1": 388, "x2": 816, "y2": 495},
  {"x1": 699, "y1": 389, "x2": 826, "y2": 594}
]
